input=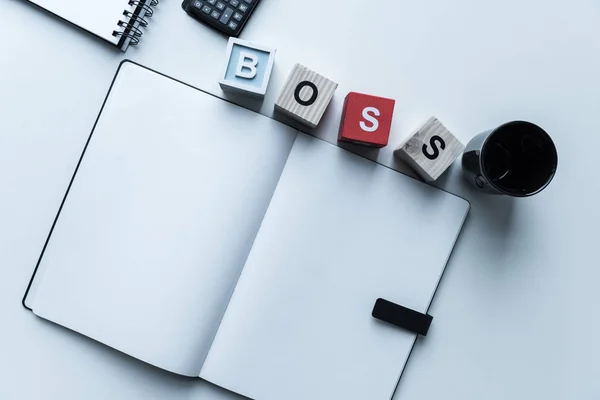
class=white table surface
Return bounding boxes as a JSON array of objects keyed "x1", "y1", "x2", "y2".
[{"x1": 1, "y1": 0, "x2": 599, "y2": 399}]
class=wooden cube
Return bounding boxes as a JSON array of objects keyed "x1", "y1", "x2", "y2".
[
  {"x1": 219, "y1": 38, "x2": 276, "y2": 98},
  {"x1": 274, "y1": 64, "x2": 338, "y2": 128},
  {"x1": 338, "y1": 92, "x2": 396, "y2": 148},
  {"x1": 395, "y1": 117, "x2": 465, "y2": 181}
]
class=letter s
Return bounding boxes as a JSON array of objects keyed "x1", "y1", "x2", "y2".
[
  {"x1": 422, "y1": 135, "x2": 446, "y2": 160},
  {"x1": 359, "y1": 107, "x2": 380, "y2": 132}
]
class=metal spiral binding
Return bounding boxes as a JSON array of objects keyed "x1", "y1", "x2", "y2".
[
  {"x1": 112, "y1": 0, "x2": 158, "y2": 47},
  {"x1": 123, "y1": 10, "x2": 148, "y2": 28},
  {"x1": 129, "y1": 0, "x2": 155, "y2": 17}
]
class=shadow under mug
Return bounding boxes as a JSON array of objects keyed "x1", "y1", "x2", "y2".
[{"x1": 462, "y1": 121, "x2": 558, "y2": 197}]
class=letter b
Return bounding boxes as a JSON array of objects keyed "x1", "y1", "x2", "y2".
[{"x1": 236, "y1": 52, "x2": 258, "y2": 79}]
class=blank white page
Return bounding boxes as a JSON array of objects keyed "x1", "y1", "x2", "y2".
[
  {"x1": 201, "y1": 134, "x2": 469, "y2": 400},
  {"x1": 26, "y1": 0, "x2": 143, "y2": 47},
  {"x1": 28, "y1": 61, "x2": 298, "y2": 376}
]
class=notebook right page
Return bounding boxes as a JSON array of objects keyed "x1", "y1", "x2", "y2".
[{"x1": 201, "y1": 134, "x2": 469, "y2": 400}]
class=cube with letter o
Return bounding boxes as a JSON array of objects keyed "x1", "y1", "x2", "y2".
[
  {"x1": 219, "y1": 38, "x2": 276, "y2": 98},
  {"x1": 338, "y1": 92, "x2": 396, "y2": 148},
  {"x1": 275, "y1": 64, "x2": 338, "y2": 129}
]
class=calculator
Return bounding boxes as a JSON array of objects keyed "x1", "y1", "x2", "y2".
[{"x1": 182, "y1": 0, "x2": 260, "y2": 37}]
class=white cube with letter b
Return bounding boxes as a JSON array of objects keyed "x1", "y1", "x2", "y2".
[{"x1": 219, "y1": 38, "x2": 276, "y2": 98}]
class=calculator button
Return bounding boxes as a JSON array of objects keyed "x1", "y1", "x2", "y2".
[
  {"x1": 216, "y1": 2, "x2": 225, "y2": 10},
  {"x1": 192, "y1": 0, "x2": 202, "y2": 9},
  {"x1": 229, "y1": 0, "x2": 239, "y2": 6},
  {"x1": 233, "y1": 12, "x2": 242, "y2": 21},
  {"x1": 220, "y1": 7, "x2": 233, "y2": 24},
  {"x1": 211, "y1": 10, "x2": 221, "y2": 19},
  {"x1": 201, "y1": 5, "x2": 211, "y2": 14},
  {"x1": 239, "y1": 3, "x2": 248, "y2": 12},
  {"x1": 207, "y1": 0, "x2": 216, "y2": 4},
  {"x1": 228, "y1": 21, "x2": 238, "y2": 30},
  {"x1": 243, "y1": 0, "x2": 252, "y2": 3}
]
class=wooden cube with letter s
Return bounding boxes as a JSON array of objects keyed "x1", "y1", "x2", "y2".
[
  {"x1": 275, "y1": 64, "x2": 338, "y2": 129},
  {"x1": 219, "y1": 38, "x2": 276, "y2": 98},
  {"x1": 395, "y1": 117, "x2": 465, "y2": 181},
  {"x1": 338, "y1": 92, "x2": 396, "y2": 148}
]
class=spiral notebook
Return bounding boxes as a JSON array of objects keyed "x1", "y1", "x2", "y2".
[
  {"x1": 23, "y1": 0, "x2": 158, "y2": 50},
  {"x1": 23, "y1": 61, "x2": 469, "y2": 400}
]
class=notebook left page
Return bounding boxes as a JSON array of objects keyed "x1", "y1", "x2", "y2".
[
  {"x1": 25, "y1": 0, "x2": 145, "y2": 48},
  {"x1": 26, "y1": 61, "x2": 298, "y2": 376}
]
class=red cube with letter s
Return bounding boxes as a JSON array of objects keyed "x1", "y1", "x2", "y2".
[{"x1": 337, "y1": 92, "x2": 396, "y2": 148}]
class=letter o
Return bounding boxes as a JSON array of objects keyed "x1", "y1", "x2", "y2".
[{"x1": 294, "y1": 81, "x2": 319, "y2": 106}]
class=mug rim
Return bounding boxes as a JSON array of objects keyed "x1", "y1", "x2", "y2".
[{"x1": 480, "y1": 120, "x2": 558, "y2": 197}]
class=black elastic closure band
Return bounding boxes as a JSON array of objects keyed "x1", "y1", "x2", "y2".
[{"x1": 372, "y1": 298, "x2": 433, "y2": 336}]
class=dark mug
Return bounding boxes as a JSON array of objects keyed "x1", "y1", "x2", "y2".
[{"x1": 462, "y1": 121, "x2": 558, "y2": 197}]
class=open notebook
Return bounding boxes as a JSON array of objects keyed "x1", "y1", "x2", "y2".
[
  {"x1": 23, "y1": 0, "x2": 158, "y2": 50},
  {"x1": 23, "y1": 61, "x2": 469, "y2": 400}
]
